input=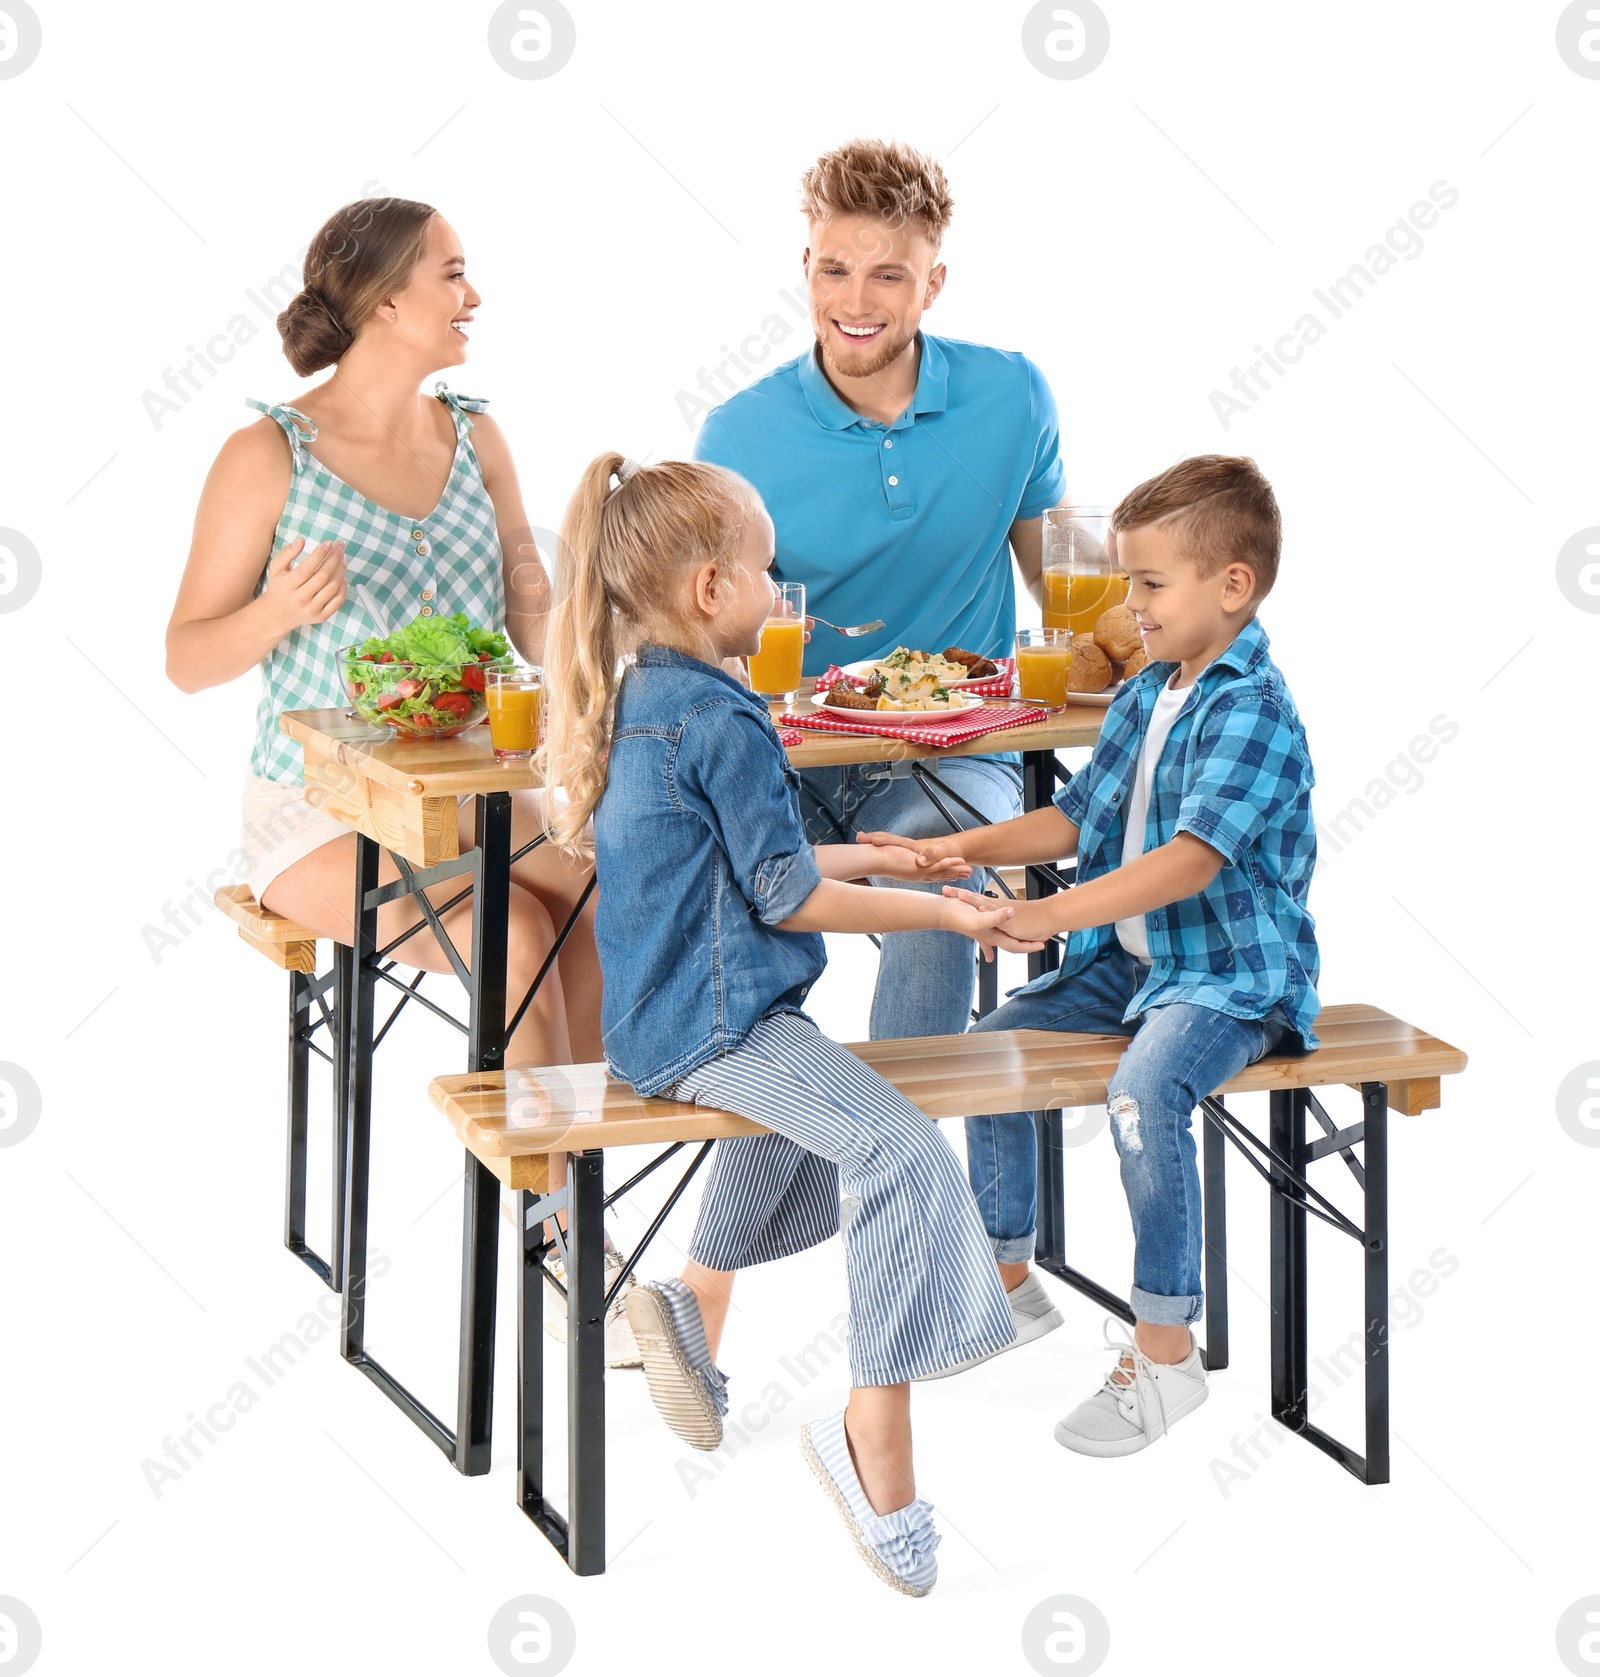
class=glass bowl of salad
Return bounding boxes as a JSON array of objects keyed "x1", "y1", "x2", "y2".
[{"x1": 341, "y1": 611, "x2": 514, "y2": 738}]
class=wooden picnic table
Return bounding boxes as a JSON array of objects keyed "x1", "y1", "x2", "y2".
[{"x1": 277, "y1": 694, "x2": 1110, "y2": 1479}]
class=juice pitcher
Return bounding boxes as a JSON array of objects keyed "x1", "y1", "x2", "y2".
[{"x1": 1041, "y1": 506, "x2": 1124, "y2": 634}]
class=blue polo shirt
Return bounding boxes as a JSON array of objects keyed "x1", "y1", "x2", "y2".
[{"x1": 692, "y1": 333, "x2": 1065, "y2": 677}]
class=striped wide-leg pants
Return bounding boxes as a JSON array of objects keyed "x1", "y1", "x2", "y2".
[{"x1": 668, "y1": 1011, "x2": 1016, "y2": 1387}]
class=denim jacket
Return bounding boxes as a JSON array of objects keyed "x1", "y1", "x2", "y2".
[{"x1": 594, "y1": 645, "x2": 827, "y2": 1095}]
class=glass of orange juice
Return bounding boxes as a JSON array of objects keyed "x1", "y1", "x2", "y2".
[
  {"x1": 1041, "y1": 506, "x2": 1126, "y2": 633},
  {"x1": 1014, "y1": 628, "x2": 1073, "y2": 707},
  {"x1": 486, "y1": 665, "x2": 543, "y2": 761},
  {"x1": 748, "y1": 581, "x2": 806, "y2": 704}
]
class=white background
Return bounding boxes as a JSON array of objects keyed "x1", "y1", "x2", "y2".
[{"x1": 1, "y1": 3, "x2": 1596, "y2": 1675}]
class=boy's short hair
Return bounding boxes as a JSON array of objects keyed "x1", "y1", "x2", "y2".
[
  {"x1": 799, "y1": 139, "x2": 953, "y2": 246},
  {"x1": 1113, "y1": 455, "x2": 1281, "y2": 602}
]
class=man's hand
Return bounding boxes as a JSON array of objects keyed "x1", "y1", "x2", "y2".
[{"x1": 853, "y1": 840, "x2": 972, "y2": 883}]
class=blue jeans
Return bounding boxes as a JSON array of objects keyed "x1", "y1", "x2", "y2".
[
  {"x1": 966, "y1": 944, "x2": 1291, "y2": 1326},
  {"x1": 797, "y1": 757, "x2": 1023, "y2": 1039}
]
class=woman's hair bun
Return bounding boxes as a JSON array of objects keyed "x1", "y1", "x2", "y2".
[
  {"x1": 276, "y1": 286, "x2": 356, "y2": 378},
  {"x1": 274, "y1": 197, "x2": 439, "y2": 378}
]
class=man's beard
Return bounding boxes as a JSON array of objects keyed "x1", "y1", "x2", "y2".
[{"x1": 815, "y1": 316, "x2": 919, "y2": 382}]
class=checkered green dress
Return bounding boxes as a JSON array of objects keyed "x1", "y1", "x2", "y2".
[{"x1": 246, "y1": 383, "x2": 506, "y2": 784}]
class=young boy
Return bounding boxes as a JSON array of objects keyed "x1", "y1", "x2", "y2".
[{"x1": 865, "y1": 453, "x2": 1320, "y2": 1454}]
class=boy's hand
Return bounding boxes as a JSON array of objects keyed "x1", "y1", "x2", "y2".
[
  {"x1": 942, "y1": 884, "x2": 1058, "y2": 944},
  {"x1": 856, "y1": 829, "x2": 968, "y2": 871},
  {"x1": 854, "y1": 840, "x2": 973, "y2": 883},
  {"x1": 938, "y1": 898, "x2": 1049, "y2": 961}
]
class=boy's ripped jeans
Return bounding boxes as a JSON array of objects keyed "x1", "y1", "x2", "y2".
[{"x1": 964, "y1": 943, "x2": 1292, "y2": 1326}]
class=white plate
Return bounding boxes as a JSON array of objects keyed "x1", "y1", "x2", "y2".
[
  {"x1": 810, "y1": 693, "x2": 986, "y2": 725},
  {"x1": 1046, "y1": 683, "x2": 1123, "y2": 708},
  {"x1": 841, "y1": 656, "x2": 1003, "y2": 691}
]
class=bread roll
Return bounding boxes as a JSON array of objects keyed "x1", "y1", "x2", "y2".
[
  {"x1": 1068, "y1": 637, "x2": 1113, "y2": 693},
  {"x1": 1093, "y1": 605, "x2": 1142, "y2": 662}
]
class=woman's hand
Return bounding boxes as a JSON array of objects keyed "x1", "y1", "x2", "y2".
[
  {"x1": 259, "y1": 536, "x2": 347, "y2": 637},
  {"x1": 853, "y1": 840, "x2": 972, "y2": 883},
  {"x1": 856, "y1": 828, "x2": 968, "y2": 871},
  {"x1": 938, "y1": 895, "x2": 1049, "y2": 961}
]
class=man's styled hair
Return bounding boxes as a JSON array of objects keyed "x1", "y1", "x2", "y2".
[
  {"x1": 1112, "y1": 455, "x2": 1282, "y2": 602},
  {"x1": 799, "y1": 139, "x2": 954, "y2": 246}
]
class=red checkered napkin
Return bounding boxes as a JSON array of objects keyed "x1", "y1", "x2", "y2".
[
  {"x1": 777, "y1": 727, "x2": 803, "y2": 747},
  {"x1": 780, "y1": 700, "x2": 1047, "y2": 749},
  {"x1": 812, "y1": 658, "x2": 1017, "y2": 700}
]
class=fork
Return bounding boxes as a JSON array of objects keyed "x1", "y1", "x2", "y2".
[{"x1": 809, "y1": 614, "x2": 885, "y2": 637}]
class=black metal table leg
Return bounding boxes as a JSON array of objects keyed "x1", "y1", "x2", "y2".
[
  {"x1": 976, "y1": 952, "x2": 998, "y2": 1017},
  {"x1": 567, "y1": 1150, "x2": 607, "y2": 1575},
  {"x1": 1203, "y1": 1105, "x2": 1229, "y2": 1371},
  {"x1": 1022, "y1": 749, "x2": 1069, "y2": 1272},
  {"x1": 341, "y1": 834, "x2": 381, "y2": 1366},
  {"x1": 1269, "y1": 1088, "x2": 1309, "y2": 1430},
  {"x1": 1362, "y1": 1082, "x2": 1391, "y2": 1483},
  {"x1": 456, "y1": 791, "x2": 512, "y2": 1476}
]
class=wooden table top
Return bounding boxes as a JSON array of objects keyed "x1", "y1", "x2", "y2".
[{"x1": 280, "y1": 698, "x2": 1108, "y2": 800}]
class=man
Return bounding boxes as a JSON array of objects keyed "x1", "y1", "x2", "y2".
[{"x1": 670, "y1": 138, "x2": 1072, "y2": 1360}]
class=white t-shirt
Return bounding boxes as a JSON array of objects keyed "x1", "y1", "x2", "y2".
[{"x1": 1115, "y1": 676, "x2": 1193, "y2": 962}]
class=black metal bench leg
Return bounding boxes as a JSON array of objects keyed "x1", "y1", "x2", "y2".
[
  {"x1": 1203, "y1": 1105, "x2": 1229, "y2": 1371},
  {"x1": 1034, "y1": 1109, "x2": 1065, "y2": 1269},
  {"x1": 331, "y1": 942, "x2": 353, "y2": 1294},
  {"x1": 518, "y1": 1189, "x2": 571, "y2": 1551},
  {"x1": 567, "y1": 1150, "x2": 607, "y2": 1575},
  {"x1": 285, "y1": 970, "x2": 314, "y2": 1266},
  {"x1": 1362, "y1": 1082, "x2": 1391, "y2": 1484},
  {"x1": 456, "y1": 1156, "x2": 499, "y2": 1476},
  {"x1": 1269, "y1": 1088, "x2": 1309, "y2": 1430}
]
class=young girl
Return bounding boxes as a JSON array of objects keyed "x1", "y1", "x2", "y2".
[{"x1": 541, "y1": 452, "x2": 1044, "y2": 1596}]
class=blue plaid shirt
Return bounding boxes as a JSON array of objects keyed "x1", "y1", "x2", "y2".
[{"x1": 1034, "y1": 616, "x2": 1321, "y2": 1049}]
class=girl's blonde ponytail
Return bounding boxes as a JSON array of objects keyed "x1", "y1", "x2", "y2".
[
  {"x1": 540, "y1": 452, "x2": 626, "y2": 853},
  {"x1": 539, "y1": 452, "x2": 763, "y2": 857}
]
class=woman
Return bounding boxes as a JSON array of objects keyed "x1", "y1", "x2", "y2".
[{"x1": 166, "y1": 195, "x2": 600, "y2": 1068}]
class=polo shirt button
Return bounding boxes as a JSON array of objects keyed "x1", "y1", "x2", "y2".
[
  {"x1": 419, "y1": 605, "x2": 434, "y2": 617},
  {"x1": 883, "y1": 439, "x2": 893, "y2": 449},
  {"x1": 887, "y1": 475, "x2": 899, "y2": 486}
]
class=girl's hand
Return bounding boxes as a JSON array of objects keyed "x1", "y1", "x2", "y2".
[
  {"x1": 260, "y1": 536, "x2": 347, "y2": 637},
  {"x1": 856, "y1": 829, "x2": 966, "y2": 871},
  {"x1": 939, "y1": 895, "x2": 1049, "y2": 961},
  {"x1": 942, "y1": 885, "x2": 1054, "y2": 953},
  {"x1": 854, "y1": 840, "x2": 973, "y2": 883}
]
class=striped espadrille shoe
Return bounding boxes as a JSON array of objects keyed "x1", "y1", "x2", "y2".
[
  {"x1": 799, "y1": 1412, "x2": 940, "y2": 1596},
  {"x1": 624, "y1": 1279, "x2": 729, "y2": 1450}
]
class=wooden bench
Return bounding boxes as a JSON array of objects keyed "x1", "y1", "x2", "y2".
[
  {"x1": 215, "y1": 886, "x2": 343, "y2": 1288},
  {"x1": 429, "y1": 1003, "x2": 1466, "y2": 1575}
]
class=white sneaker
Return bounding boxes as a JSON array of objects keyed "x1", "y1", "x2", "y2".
[
  {"x1": 544, "y1": 1249, "x2": 643, "y2": 1369},
  {"x1": 1053, "y1": 1319, "x2": 1208, "y2": 1456},
  {"x1": 916, "y1": 1271, "x2": 1064, "y2": 1381}
]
